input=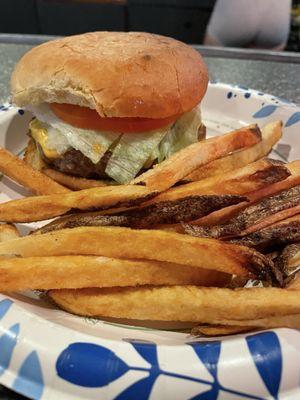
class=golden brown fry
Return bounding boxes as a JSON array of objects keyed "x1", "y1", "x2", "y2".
[
  {"x1": 288, "y1": 273, "x2": 300, "y2": 289},
  {"x1": 195, "y1": 174, "x2": 300, "y2": 226},
  {"x1": 0, "y1": 147, "x2": 69, "y2": 195},
  {"x1": 131, "y1": 124, "x2": 262, "y2": 191},
  {"x1": 0, "y1": 186, "x2": 156, "y2": 222},
  {"x1": 186, "y1": 120, "x2": 282, "y2": 181},
  {"x1": 48, "y1": 285, "x2": 300, "y2": 321},
  {"x1": 191, "y1": 325, "x2": 253, "y2": 336},
  {"x1": 0, "y1": 224, "x2": 20, "y2": 242},
  {"x1": 23, "y1": 138, "x2": 46, "y2": 171},
  {"x1": 193, "y1": 314, "x2": 300, "y2": 331},
  {"x1": 0, "y1": 256, "x2": 230, "y2": 291},
  {"x1": 144, "y1": 158, "x2": 289, "y2": 204},
  {"x1": 0, "y1": 226, "x2": 273, "y2": 279},
  {"x1": 287, "y1": 160, "x2": 300, "y2": 175},
  {"x1": 43, "y1": 168, "x2": 110, "y2": 190}
]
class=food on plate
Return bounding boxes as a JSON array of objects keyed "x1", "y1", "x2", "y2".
[
  {"x1": 0, "y1": 226, "x2": 277, "y2": 282},
  {"x1": 0, "y1": 223, "x2": 20, "y2": 242},
  {"x1": 35, "y1": 194, "x2": 246, "y2": 233},
  {"x1": 11, "y1": 32, "x2": 209, "y2": 185},
  {"x1": 195, "y1": 171, "x2": 300, "y2": 226},
  {"x1": 0, "y1": 31, "x2": 298, "y2": 336},
  {"x1": 185, "y1": 120, "x2": 283, "y2": 181},
  {"x1": 183, "y1": 186, "x2": 300, "y2": 239},
  {"x1": 0, "y1": 185, "x2": 156, "y2": 222},
  {"x1": 145, "y1": 156, "x2": 290, "y2": 203},
  {"x1": 0, "y1": 146, "x2": 69, "y2": 195},
  {"x1": 48, "y1": 285, "x2": 300, "y2": 321},
  {"x1": 0, "y1": 256, "x2": 230, "y2": 291}
]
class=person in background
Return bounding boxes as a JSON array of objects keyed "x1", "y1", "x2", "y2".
[{"x1": 204, "y1": 0, "x2": 292, "y2": 51}]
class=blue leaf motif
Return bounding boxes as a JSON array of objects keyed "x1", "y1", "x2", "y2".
[
  {"x1": 0, "y1": 323, "x2": 20, "y2": 376},
  {"x1": 0, "y1": 299, "x2": 13, "y2": 319},
  {"x1": 252, "y1": 105, "x2": 277, "y2": 118},
  {"x1": 125, "y1": 339, "x2": 158, "y2": 366},
  {"x1": 188, "y1": 341, "x2": 221, "y2": 380},
  {"x1": 114, "y1": 374, "x2": 157, "y2": 400},
  {"x1": 246, "y1": 331, "x2": 282, "y2": 399},
  {"x1": 13, "y1": 351, "x2": 44, "y2": 400},
  {"x1": 190, "y1": 388, "x2": 218, "y2": 400},
  {"x1": 285, "y1": 112, "x2": 300, "y2": 127},
  {"x1": 56, "y1": 342, "x2": 129, "y2": 387}
]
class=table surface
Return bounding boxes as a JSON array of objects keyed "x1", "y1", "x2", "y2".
[{"x1": 0, "y1": 34, "x2": 299, "y2": 400}]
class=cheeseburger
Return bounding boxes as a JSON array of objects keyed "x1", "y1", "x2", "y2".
[{"x1": 11, "y1": 32, "x2": 208, "y2": 184}]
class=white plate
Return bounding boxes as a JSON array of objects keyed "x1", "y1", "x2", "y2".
[{"x1": 0, "y1": 83, "x2": 299, "y2": 400}]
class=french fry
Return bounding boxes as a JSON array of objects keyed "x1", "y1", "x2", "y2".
[
  {"x1": 231, "y1": 215, "x2": 300, "y2": 248},
  {"x1": 0, "y1": 224, "x2": 20, "y2": 242},
  {"x1": 0, "y1": 226, "x2": 275, "y2": 280},
  {"x1": 184, "y1": 186, "x2": 300, "y2": 239},
  {"x1": 191, "y1": 325, "x2": 253, "y2": 336},
  {"x1": 288, "y1": 273, "x2": 300, "y2": 289},
  {"x1": 36, "y1": 194, "x2": 246, "y2": 234},
  {"x1": 131, "y1": 124, "x2": 262, "y2": 191},
  {"x1": 195, "y1": 173, "x2": 300, "y2": 226},
  {"x1": 48, "y1": 285, "x2": 300, "y2": 321},
  {"x1": 0, "y1": 185, "x2": 157, "y2": 222},
  {"x1": 185, "y1": 120, "x2": 282, "y2": 181},
  {"x1": 0, "y1": 147, "x2": 69, "y2": 195},
  {"x1": 0, "y1": 256, "x2": 230, "y2": 291},
  {"x1": 43, "y1": 169, "x2": 110, "y2": 190},
  {"x1": 192, "y1": 314, "x2": 300, "y2": 333},
  {"x1": 287, "y1": 160, "x2": 300, "y2": 175},
  {"x1": 144, "y1": 158, "x2": 290, "y2": 204}
]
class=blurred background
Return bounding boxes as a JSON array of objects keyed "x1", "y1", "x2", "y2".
[{"x1": 0, "y1": 0, "x2": 299, "y2": 51}]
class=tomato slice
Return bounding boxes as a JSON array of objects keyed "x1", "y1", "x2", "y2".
[{"x1": 50, "y1": 103, "x2": 179, "y2": 133}]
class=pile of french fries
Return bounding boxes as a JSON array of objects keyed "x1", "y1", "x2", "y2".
[{"x1": 0, "y1": 120, "x2": 299, "y2": 336}]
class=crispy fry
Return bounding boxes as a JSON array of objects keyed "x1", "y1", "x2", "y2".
[
  {"x1": 288, "y1": 273, "x2": 300, "y2": 289},
  {"x1": 23, "y1": 138, "x2": 46, "y2": 171},
  {"x1": 0, "y1": 226, "x2": 275, "y2": 280},
  {"x1": 184, "y1": 186, "x2": 300, "y2": 239},
  {"x1": 0, "y1": 256, "x2": 230, "y2": 291},
  {"x1": 43, "y1": 168, "x2": 110, "y2": 190},
  {"x1": 36, "y1": 194, "x2": 246, "y2": 234},
  {"x1": 0, "y1": 186, "x2": 157, "y2": 222},
  {"x1": 287, "y1": 160, "x2": 300, "y2": 175},
  {"x1": 195, "y1": 173, "x2": 300, "y2": 226},
  {"x1": 131, "y1": 124, "x2": 262, "y2": 191},
  {"x1": 144, "y1": 158, "x2": 290, "y2": 204},
  {"x1": 185, "y1": 120, "x2": 282, "y2": 181},
  {"x1": 48, "y1": 285, "x2": 300, "y2": 321},
  {"x1": 275, "y1": 243, "x2": 300, "y2": 285},
  {"x1": 0, "y1": 224, "x2": 20, "y2": 242},
  {"x1": 195, "y1": 314, "x2": 300, "y2": 330},
  {"x1": 0, "y1": 147, "x2": 69, "y2": 195},
  {"x1": 191, "y1": 325, "x2": 253, "y2": 336}
]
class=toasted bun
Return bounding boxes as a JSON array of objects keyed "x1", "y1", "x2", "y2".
[{"x1": 11, "y1": 32, "x2": 208, "y2": 118}]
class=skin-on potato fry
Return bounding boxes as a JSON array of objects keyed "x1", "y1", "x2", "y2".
[
  {"x1": 195, "y1": 173, "x2": 300, "y2": 227},
  {"x1": 191, "y1": 325, "x2": 253, "y2": 336},
  {"x1": 0, "y1": 256, "x2": 231, "y2": 291},
  {"x1": 192, "y1": 314, "x2": 300, "y2": 333},
  {"x1": 48, "y1": 285, "x2": 300, "y2": 321},
  {"x1": 0, "y1": 224, "x2": 20, "y2": 242},
  {"x1": 43, "y1": 168, "x2": 110, "y2": 190},
  {"x1": 0, "y1": 185, "x2": 157, "y2": 222},
  {"x1": 0, "y1": 146, "x2": 69, "y2": 195},
  {"x1": 185, "y1": 120, "x2": 282, "y2": 181},
  {"x1": 274, "y1": 243, "x2": 300, "y2": 286},
  {"x1": 0, "y1": 226, "x2": 276, "y2": 281},
  {"x1": 144, "y1": 158, "x2": 290, "y2": 204},
  {"x1": 131, "y1": 124, "x2": 262, "y2": 191},
  {"x1": 230, "y1": 215, "x2": 300, "y2": 248},
  {"x1": 184, "y1": 186, "x2": 300, "y2": 239},
  {"x1": 36, "y1": 194, "x2": 246, "y2": 234}
]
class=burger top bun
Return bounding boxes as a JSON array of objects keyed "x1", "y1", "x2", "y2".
[{"x1": 11, "y1": 31, "x2": 209, "y2": 118}]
